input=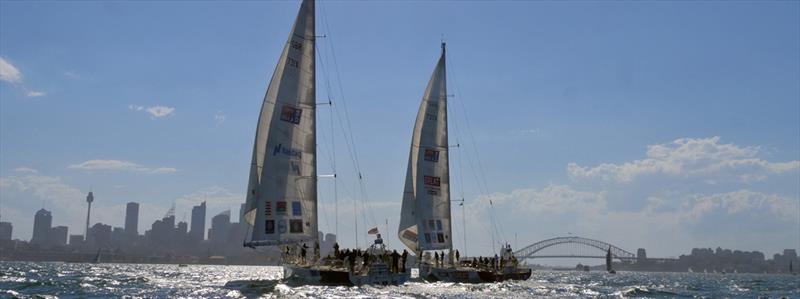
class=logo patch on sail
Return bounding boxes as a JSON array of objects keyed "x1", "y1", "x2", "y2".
[
  {"x1": 280, "y1": 105, "x2": 302, "y2": 124},
  {"x1": 272, "y1": 143, "x2": 302, "y2": 159},
  {"x1": 402, "y1": 230, "x2": 418, "y2": 242},
  {"x1": 277, "y1": 220, "x2": 287, "y2": 233},
  {"x1": 265, "y1": 220, "x2": 275, "y2": 234},
  {"x1": 289, "y1": 219, "x2": 304, "y2": 233},
  {"x1": 265, "y1": 202, "x2": 272, "y2": 216},
  {"x1": 424, "y1": 149, "x2": 439, "y2": 162},
  {"x1": 276, "y1": 201, "x2": 287, "y2": 215},
  {"x1": 292, "y1": 201, "x2": 302, "y2": 216},
  {"x1": 424, "y1": 175, "x2": 441, "y2": 187}
]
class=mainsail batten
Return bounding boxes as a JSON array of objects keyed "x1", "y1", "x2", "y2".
[
  {"x1": 399, "y1": 44, "x2": 452, "y2": 252},
  {"x1": 244, "y1": 0, "x2": 317, "y2": 247}
]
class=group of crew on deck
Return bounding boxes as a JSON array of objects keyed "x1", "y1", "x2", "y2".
[
  {"x1": 282, "y1": 239, "x2": 519, "y2": 274},
  {"x1": 282, "y1": 240, "x2": 411, "y2": 274}
]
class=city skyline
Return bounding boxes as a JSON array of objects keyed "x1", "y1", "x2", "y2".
[{"x1": 1, "y1": 0, "x2": 798, "y2": 258}]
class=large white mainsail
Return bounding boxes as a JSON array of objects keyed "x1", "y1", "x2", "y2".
[
  {"x1": 243, "y1": 0, "x2": 317, "y2": 247},
  {"x1": 399, "y1": 43, "x2": 452, "y2": 252}
]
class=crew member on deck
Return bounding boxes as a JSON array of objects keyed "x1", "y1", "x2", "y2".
[
  {"x1": 401, "y1": 250, "x2": 409, "y2": 272},
  {"x1": 391, "y1": 250, "x2": 400, "y2": 273}
]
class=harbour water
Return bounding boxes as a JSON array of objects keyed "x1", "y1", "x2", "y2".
[{"x1": 1, "y1": 262, "x2": 798, "y2": 298}]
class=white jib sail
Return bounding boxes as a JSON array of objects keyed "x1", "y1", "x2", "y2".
[
  {"x1": 399, "y1": 43, "x2": 452, "y2": 252},
  {"x1": 244, "y1": 0, "x2": 317, "y2": 247}
]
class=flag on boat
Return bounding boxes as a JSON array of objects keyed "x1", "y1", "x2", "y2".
[{"x1": 368, "y1": 227, "x2": 379, "y2": 235}]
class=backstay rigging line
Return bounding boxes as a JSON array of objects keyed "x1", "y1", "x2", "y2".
[
  {"x1": 447, "y1": 46, "x2": 507, "y2": 254},
  {"x1": 319, "y1": 0, "x2": 377, "y2": 248}
]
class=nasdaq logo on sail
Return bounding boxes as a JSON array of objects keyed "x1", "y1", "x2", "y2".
[{"x1": 272, "y1": 143, "x2": 302, "y2": 159}]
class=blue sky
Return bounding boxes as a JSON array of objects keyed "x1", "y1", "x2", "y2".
[{"x1": 1, "y1": 0, "x2": 798, "y2": 259}]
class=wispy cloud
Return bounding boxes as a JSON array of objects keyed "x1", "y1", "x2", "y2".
[
  {"x1": 25, "y1": 90, "x2": 45, "y2": 97},
  {"x1": 214, "y1": 111, "x2": 226, "y2": 126},
  {"x1": 68, "y1": 159, "x2": 177, "y2": 174},
  {"x1": 14, "y1": 167, "x2": 38, "y2": 174},
  {"x1": 1, "y1": 57, "x2": 47, "y2": 98},
  {"x1": 129, "y1": 104, "x2": 175, "y2": 118},
  {"x1": 64, "y1": 70, "x2": 78, "y2": 79},
  {"x1": 0, "y1": 57, "x2": 22, "y2": 83},
  {"x1": 146, "y1": 105, "x2": 175, "y2": 118}
]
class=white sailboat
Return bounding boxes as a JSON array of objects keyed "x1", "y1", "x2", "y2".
[
  {"x1": 398, "y1": 43, "x2": 531, "y2": 283},
  {"x1": 237, "y1": 0, "x2": 408, "y2": 286}
]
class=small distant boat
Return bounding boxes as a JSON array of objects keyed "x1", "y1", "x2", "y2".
[
  {"x1": 92, "y1": 249, "x2": 101, "y2": 264},
  {"x1": 178, "y1": 264, "x2": 188, "y2": 267},
  {"x1": 606, "y1": 246, "x2": 616, "y2": 274}
]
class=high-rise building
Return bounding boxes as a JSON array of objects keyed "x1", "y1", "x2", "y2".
[
  {"x1": 0, "y1": 221, "x2": 12, "y2": 240},
  {"x1": 31, "y1": 208, "x2": 52, "y2": 245},
  {"x1": 177, "y1": 221, "x2": 188, "y2": 235},
  {"x1": 125, "y1": 202, "x2": 139, "y2": 236},
  {"x1": 209, "y1": 210, "x2": 230, "y2": 243},
  {"x1": 68, "y1": 234, "x2": 84, "y2": 247},
  {"x1": 190, "y1": 201, "x2": 206, "y2": 241},
  {"x1": 89, "y1": 223, "x2": 112, "y2": 249},
  {"x1": 50, "y1": 226, "x2": 68, "y2": 246}
]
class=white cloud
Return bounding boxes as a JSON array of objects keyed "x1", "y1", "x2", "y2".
[
  {"x1": 150, "y1": 167, "x2": 178, "y2": 174},
  {"x1": 128, "y1": 104, "x2": 175, "y2": 118},
  {"x1": 214, "y1": 111, "x2": 226, "y2": 126},
  {"x1": 685, "y1": 190, "x2": 797, "y2": 222},
  {"x1": 479, "y1": 184, "x2": 605, "y2": 214},
  {"x1": 68, "y1": 159, "x2": 177, "y2": 174},
  {"x1": 146, "y1": 105, "x2": 175, "y2": 118},
  {"x1": 13, "y1": 167, "x2": 38, "y2": 174},
  {"x1": 128, "y1": 105, "x2": 144, "y2": 111},
  {"x1": 64, "y1": 71, "x2": 78, "y2": 79},
  {"x1": 25, "y1": 90, "x2": 45, "y2": 97},
  {"x1": 0, "y1": 57, "x2": 22, "y2": 83},
  {"x1": 567, "y1": 137, "x2": 799, "y2": 183}
]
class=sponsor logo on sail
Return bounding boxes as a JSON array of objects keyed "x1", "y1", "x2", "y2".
[
  {"x1": 265, "y1": 201, "x2": 272, "y2": 216},
  {"x1": 265, "y1": 220, "x2": 275, "y2": 234},
  {"x1": 280, "y1": 105, "x2": 302, "y2": 124},
  {"x1": 402, "y1": 230, "x2": 418, "y2": 242},
  {"x1": 272, "y1": 144, "x2": 302, "y2": 159},
  {"x1": 424, "y1": 149, "x2": 439, "y2": 162},
  {"x1": 289, "y1": 219, "x2": 304, "y2": 233},
  {"x1": 277, "y1": 220, "x2": 287, "y2": 233},
  {"x1": 276, "y1": 201, "x2": 287, "y2": 215},
  {"x1": 292, "y1": 201, "x2": 302, "y2": 216},
  {"x1": 289, "y1": 161, "x2": 301, "y2": 175},
  {"x1": 424, "y1": 175, "x2": 441, "y2": 187}
]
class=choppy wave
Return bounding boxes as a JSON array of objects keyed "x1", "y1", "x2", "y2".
[{"x1": 1, "y1": 262, "x2": 798, "y2": 298}]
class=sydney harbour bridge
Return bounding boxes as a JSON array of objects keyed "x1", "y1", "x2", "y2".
[{"x1": 513, "y1": 236, "x2": 676, "y2": 262}]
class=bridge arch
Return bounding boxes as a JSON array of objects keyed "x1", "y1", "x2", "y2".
[{"x1": 513, "y1": 236, "x2": 636, "y2": 261}]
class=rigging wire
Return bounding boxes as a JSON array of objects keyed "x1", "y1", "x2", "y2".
[
  {"x1": 319, "y1": 0, "x2": 378, "y2": 247},
  {"x1": 446, "y1": 45, "x2": 507, "y2": 254}
]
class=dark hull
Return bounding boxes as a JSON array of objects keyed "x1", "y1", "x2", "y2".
[
  {"x1": 476, "y1": 268, "x2": 532, "y2": 282},
  {"x1": 422, "y1": 264, "x2": 532, "y2": 283}
]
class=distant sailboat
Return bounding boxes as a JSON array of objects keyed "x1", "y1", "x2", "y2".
[
  {"x1": 397, "y1": 43, "x2": 531, "y2": 283},
  {"x1": 92, "y1": 249, "x2": 101, "y2": 264},
  {"x1": 236, "y1": 0, "x2": 407, "y2": 286},
  {"x1": 606, "y1": 246, "x2": 616, "y2": 274}
]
